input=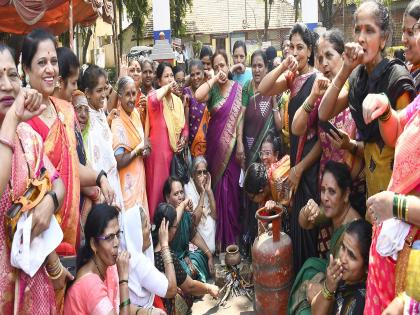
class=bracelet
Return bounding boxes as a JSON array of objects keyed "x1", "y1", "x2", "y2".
[
  {"x1": 48, "y1": 264, "x2": 64, "y2": 280},
  {"x1": 379, "y1": 103, "x2": 391, "y2": 122},
  {"x1": 96, "y1": 170, "x2": 107, "y2": 187},
  {"x1": 203, "y1": 249, "x2": 210, "y2": 256},
  {"x1": 393, "y1": 193, "x2": 399, "y2": 218},
  {"x1": 119, "y1": 279, "x2": 129, "y2": 285},
  {"x1": 0, "y1": 136, "x2": 14, "y2": 153},
  {"x1": 405, "y1": 199, "x2": 409, "y2": 222},
  {"x1": 302, "y1": 100, "x2": 314, "y2": 114},
  {"x1": 322, "y1": 280, "x2": 334, "y2": 300},
  {"x1": 401, "y1": 195, "x2": 407, "y2": 222},
  {"x1": 119, "y1": 298, "x2": 131, "y2": 309},
  {"x1": 46, "y1": 191, "x2": 60, "y2": 214},
  {"x1": 46, "y1": 258, "x2": 61, "y2": 276}
]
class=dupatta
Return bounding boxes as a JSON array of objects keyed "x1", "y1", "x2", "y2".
[{"x1": 162, "y1": 94, "x2": 185, "y2": 152}]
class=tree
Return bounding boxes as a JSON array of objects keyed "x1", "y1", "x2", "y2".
[
  {"x1": 264, "y1": 0, "x2": 274, "y2": 42},
  {"x1": 123, "y1": 0, "x2": 150, "y2": 46},
  {"x1": 318, "y1": 0, "x2": 334, "y2": 29},
  {"x1": 170, "y1": 0, "x2": 193, "y2": 38}
]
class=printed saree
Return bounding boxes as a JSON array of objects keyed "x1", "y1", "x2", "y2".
[
  {"x1": 111, "y1": 105, "x2": 148, "y2": 212},
  {"x1": 184, "y1": 87, "x2": 209, "y2": 158},
  {"x1": 348, "y1": 59, "x2": 415, "y2": 197},
  {"x1": 206, "y1": 82, "x2": 242, "y2": 248},
  {"x1": 365, "y1": 96, "x2": 420, "y2": 315},
  {"x1": 84, "y1": 107, "x2": 124, "y2": 210},
  {"x1": 27, "y1": 97, "x2": 80, "y2": 249},
  {"x1": 170, "y1": 212, "x2": 209, "y2": 283},
  {"x1": 0, "y1": 123, "x2": 57, "y2": 314},
  {"x1": 288, "y1": 222, "x2": 349, "y2": 315},
  {"x1": 242, "y1": 80, "x2": 275, "y2": 168}
]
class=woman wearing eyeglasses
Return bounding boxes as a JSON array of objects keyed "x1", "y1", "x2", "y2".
[
  {"x1": 184, "y1": 156, "x2": 217, "y2": 254},
  {"x1": 64, "y1": 204, "x2": 132, "y2": 314},
  {"x1": 402, "y1": 0, "x2": 420, "y2": 91}
]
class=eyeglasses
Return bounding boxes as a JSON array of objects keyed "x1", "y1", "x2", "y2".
[
  {"x1": 259, "y1": 150, "x2": 274, "y2": 158},
  {"x1": 195, "y1": 170, "x2": 208, "y2": 176},
  {"x1": 412, "y1": 22, "x2": 420, "y2": 35},
  {"x1": 96, "y1": 230, "x2": 123, "y2": 242}
]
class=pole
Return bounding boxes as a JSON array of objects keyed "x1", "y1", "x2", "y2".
[
  {"x1": 112, "y1": 0, "x2": 120, "y2": 76},
  {"x1": 69, "y1": 0, "x2": 74, "y2": 51}
]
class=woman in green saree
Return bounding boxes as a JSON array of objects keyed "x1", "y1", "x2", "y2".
[
  {"x1": 288, "y1": 161, "x2": 361, "y2": 315},
  {"x1": 163, "y1": 177, "x2": 214, "y2": 283}
]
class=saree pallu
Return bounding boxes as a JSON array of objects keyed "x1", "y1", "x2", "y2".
[
  {"x1": 365, "y1": 97, "x2": 420, "y2": 315},
  {"x1": 171, "y1": 212, "x2": 209, "y2": 283},
  {"x1": 111, "y1": 106, "x2": 148, "y2": 212},
  {"x1": 184, "y1": 87, "x2": 209, "y2": 157},
  {"x1": 288, "y1": 72, "x2": 320, "y2": 275},
  {"x1": 206, "y1": 82, "x2": 242, "y2": 249},
  {"x1": 0, "y1": 123, "x2": 56, "y2": 314},
  {"x1": 288, "y1": 223, "x2": 348, "y2": 315},
  {"x1": 27, "y1": 97, "x2": 80, "y2": 249},
  {"x1": 243, "y1": 84, "x2": 275, "y2": 168},
  {"x1": 84, "y1": 108, "x2": 124, "y2": 210}
]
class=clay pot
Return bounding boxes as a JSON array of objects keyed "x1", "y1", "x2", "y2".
[{"x1": 225, "y1": 244, "x2": 241, "y2": 266}]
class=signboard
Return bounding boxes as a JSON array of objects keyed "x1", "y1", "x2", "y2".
[
  {"x1": 261, "y1": 41, "x2": 272, "y2": 50},
  {"x1": 302, "y1": 0, "x2": 318, "y2": 30},
  {"x1": 152, "y1": 0, "x2": 171, "y2": 41}
]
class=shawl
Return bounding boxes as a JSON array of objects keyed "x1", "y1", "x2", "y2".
[{"x1": 163, "y1": 94, "x2": 185, "y2": 152}]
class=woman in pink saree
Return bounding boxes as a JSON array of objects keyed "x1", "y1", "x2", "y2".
[
  {"x1": 195, "y1": 50, "x2": 244, "y2": 250},
  {"x1": 362, "y1": 92, "x2": 420, "y2": 314},
  {"x1": 0, "y1": 44, "x2": 67, "y2": 314}
]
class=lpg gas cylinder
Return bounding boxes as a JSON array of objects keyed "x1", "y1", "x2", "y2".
[{"x1": 252, "y1": 206, "x2": 293, "y2": 315}]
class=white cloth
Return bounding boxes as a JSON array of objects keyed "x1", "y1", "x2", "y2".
[
  {"x1": 119, "y1": 206, "x2": 168, "y2": 307},
  {"x1": 11, "y1": 214, "x2": 63, "y2": 277},
  {"x1": 376, "y1": 218, "x2": 411, "y2": 260},
  {"x1": 184, "y1": 180, "x2": 216, "y2": 253},
  {"x1": 85, "y1": 108, "x2": 124, "y2": 209}
]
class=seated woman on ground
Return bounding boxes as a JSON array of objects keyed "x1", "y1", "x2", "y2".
[
  {"x1": 310, "y1": 219, "x2": 372, "y2": 315},
  {"x1": 184, "y1": 156, "x2": 217, "y2": 254},
  {"x1": 64, "y1": 204, "x2": 159, "y2": 315},
  {"x1": 288, "y1": 161, "x2": 361, "y2": 315},
  {"x1": 163, "y1": 176, "x2": 214, "y2": 282},
  {"x1": 152, "y1": 203, "x2": 219, "y2": 315}
]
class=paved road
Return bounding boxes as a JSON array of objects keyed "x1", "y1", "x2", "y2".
[{"x1": 191, "y1": 294, "x2": 256, "y2": 315}]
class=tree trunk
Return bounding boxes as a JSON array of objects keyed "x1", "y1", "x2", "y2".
[
  {"x1": 264, "y1": 0, "x2": 269, "y2": 42},
  {"x1": 118, "y1": 4, "x2": 123, "y2": 57},
  {"x1": 82, "y1": 28, "x2": 92, "y2": 64}
]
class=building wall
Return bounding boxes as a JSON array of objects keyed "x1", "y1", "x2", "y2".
[{"x1": 332, "y1": 0, "x2": 409, "y2": 47}]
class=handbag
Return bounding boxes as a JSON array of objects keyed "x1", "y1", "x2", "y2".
[
  {"x1": 5, "y1": 167, "x2": 52, "y2": 247},
  {"x1": 170, "y1": 148, "x2": 190, "y2": 185}
]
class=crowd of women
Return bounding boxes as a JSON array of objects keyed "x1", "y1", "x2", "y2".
[{"x1": 0, "y1": 0, "x2": 419, "y2": 314}]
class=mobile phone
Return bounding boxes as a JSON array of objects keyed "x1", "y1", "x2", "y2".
[
  {"x1": 318, "y1": 120, "x2": 343, "y2": 139},
  {"x1": 60, "y1": 255, "x2": 77, "y2": 278}
]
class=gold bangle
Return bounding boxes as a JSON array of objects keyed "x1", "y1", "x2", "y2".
[{"x1": 48, "y1": 264, "x2": 63, "y2": 280}]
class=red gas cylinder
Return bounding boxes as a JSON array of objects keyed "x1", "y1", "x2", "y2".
[{"x1": 252, "y1": 206, "x2": 293, "y2": 315}]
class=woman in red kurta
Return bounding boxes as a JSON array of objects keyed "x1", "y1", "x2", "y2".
[{"x1": 145, "y1": 62, "x2": 188, "y2": 220}]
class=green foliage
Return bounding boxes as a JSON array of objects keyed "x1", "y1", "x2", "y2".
[
  {"x1": 170, "y1": 0, "x2": 193, "y2": 37},
  {"x1": 121, "y1": 0, "x2": 150, "y2": 42}
]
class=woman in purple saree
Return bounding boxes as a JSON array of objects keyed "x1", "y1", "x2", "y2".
[{"x1": 195, "y1": 50, "x2": 244, "y2": 251}]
